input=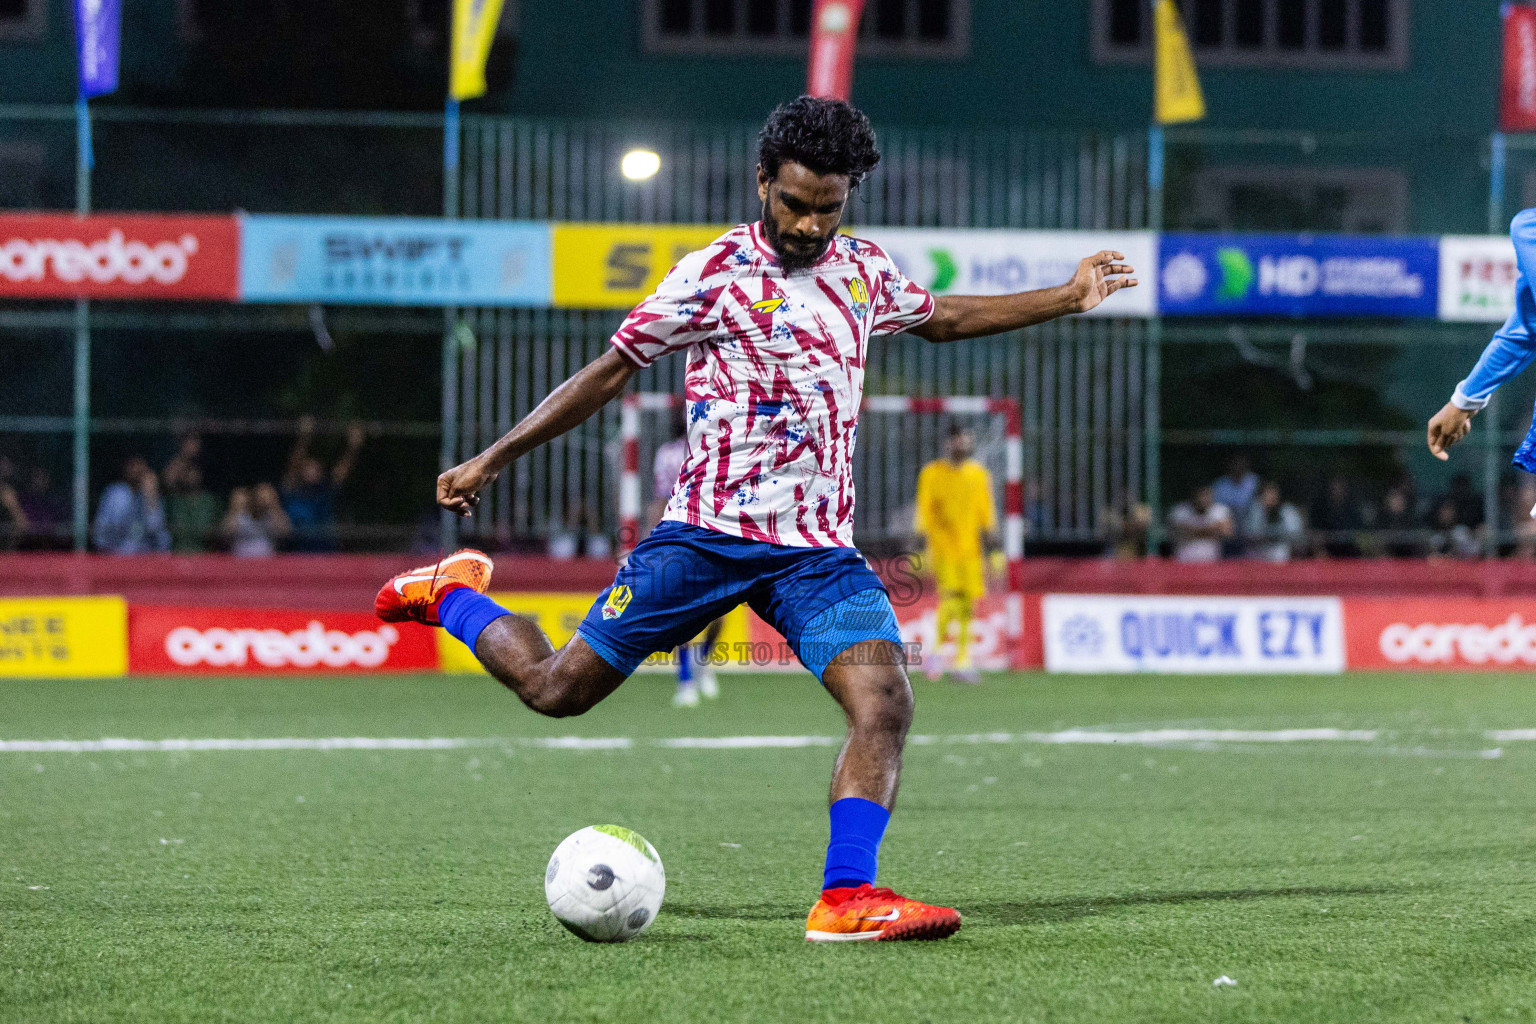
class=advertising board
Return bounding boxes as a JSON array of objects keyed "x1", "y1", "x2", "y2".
[{"x1": 129, "y1": 606, "x2": 438, "y2": 674}]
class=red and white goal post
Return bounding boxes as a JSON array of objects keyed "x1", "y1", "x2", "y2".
[{"x1": 618, "y1": 392, "x2": 1026, "y2": 671}]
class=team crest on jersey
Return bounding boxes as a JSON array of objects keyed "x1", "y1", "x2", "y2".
[
  {"x1": 845, "y1": 278, "x2": 870, "y2": 317},
  {"x1": 750, "y1": 296, "x2": 786, "y2": 314},
  {"x1": 602, "y1": 585, "x2": 633, "y2": 620}
]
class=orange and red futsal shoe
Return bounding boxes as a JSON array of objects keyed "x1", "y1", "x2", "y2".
[
  {"x1": 374, "y1": 549, "x2": 494, "y2": 627},
  {"x1": 804, "y1": 884, "x2": 962, "y2": 942}
]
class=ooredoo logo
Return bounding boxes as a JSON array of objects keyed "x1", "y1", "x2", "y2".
[
  {"x1": 0, "y1": 230, "x2": 200, "y2": 285},
  {"x1": 164, "y1": 621, "x2": 401, "y2": 669},
  {"x1": 1378, "y1": 615, "x2": 1536, "y2": 666}
]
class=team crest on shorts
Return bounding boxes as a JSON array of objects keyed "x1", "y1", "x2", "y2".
[{"x1": 602, "y1": 585, "x2": 633, "y2": 620}]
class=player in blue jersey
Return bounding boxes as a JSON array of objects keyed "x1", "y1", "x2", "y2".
[{"x1": 1429, "y1": 210, "x2": 1536, "y2": 478}]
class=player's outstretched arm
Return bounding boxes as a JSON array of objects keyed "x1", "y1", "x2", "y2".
[
  {"x1": 911, "y1": 251, "x2": 1138, "y2": 343},
  {"x1": 437, "y1": 349, "x2": 638, "y2": 516}
]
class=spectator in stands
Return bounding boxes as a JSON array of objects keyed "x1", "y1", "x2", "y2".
[
  {"x1": 1375, "y1": 480, "x2": 1424, "y2": 557},
  {"x1": 1167, "y1": 484, "x2": 1232, "y2": 563},
  {"x1": 1426, "y1": 495, "x2": 1482, "y2": 559},
  {"x1": 281, "y1": 418, "x2": 364, "y2": 552},
  {"x1": 1444, "y1": 473, "x2": 1484, "y2": 530},
  {"x1": 1513, "y1": 476, "x2": 1536, "y2": 559},
  {"x1": 17, "y1": 466, "x2": 67, "y2": 549},
  {"x1": 0, "y1": 465, "x2": 26, "y2": 550},
  {"x1": 92, "y1": 456, "x2": 171, "y2": 554},
  {"x1": 1100, "y1": 499, "x2": 1152, "y2": 559},
  {"x1": 1243, "y1": 481, "x2": 1304, "y2": 562},
  {"x1": 1212, "y1": 455, "x2": 1260, "y2": 549},
  {"x1": 222, "y1": 483, "x2": 292, "y2": 557},
  {"x1": 1310, "y1": 474, "x2": 1365, "y2": 557},
  {"x1": 165, "y1": 463, "x2": 221, "y2": 553},
  {"x1": 161, "y1": 434, "x2": 203, "y2": 492}
]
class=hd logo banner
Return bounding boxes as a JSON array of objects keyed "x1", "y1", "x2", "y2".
[
  {"x1": 1158, "y1": 233, "x2": 1439, "y2": 318},
  {"x1": 0, "y1": 596, "x2": 128, "y2": 677},
  {"x1": 240, "y1": 216, "x2": 552, "y2": 306},
  {"x1": 1042, "y1": 594, "x2": 1344, "y2": 674},
  {"x1": 858, "y1": 229, "x2": 1159, "y2": 318}
]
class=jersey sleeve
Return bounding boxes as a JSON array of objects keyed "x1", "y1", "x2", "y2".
[
  {"x1": 1455, "y1": 209, "x2": 1536, "y2": 410},
  {"x1": 867, "y1": 246, "x2": 936, "y2": 337},
  {"x1": 609, "y1": 250, "x2": 722, "y2": 368}
]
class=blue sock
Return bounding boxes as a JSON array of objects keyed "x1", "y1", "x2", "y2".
[
  {"x1": 437, "y1": 587, "x2": 512, "y2": 654},
  {"x1": 823, "y1": 797, "x2": 891, "y2": 891},
  {"x1": 677, "y1": 645, "x2": 693, "y2": 684}
]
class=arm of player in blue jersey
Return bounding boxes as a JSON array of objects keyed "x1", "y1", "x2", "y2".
[{"x1": 1428, "y1": 209, "x2": 1536, "y2": 460}]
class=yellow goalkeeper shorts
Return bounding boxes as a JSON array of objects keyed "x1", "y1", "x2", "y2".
[{"x1": 930, "y1": 554, "x2": 985, "y2": 603}]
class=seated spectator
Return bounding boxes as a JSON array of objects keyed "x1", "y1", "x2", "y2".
[
  {"x1": 0, "y1": 470, "x2": 26, "y2": 550},
  {"x1": 222, "y1": 483, "x2": 292, "y2": 558},
  {"x1": 1100, "y1": 499, "x2": 1152, "y2": 559},
  {"x1": 17, "y1": 467, "x2": 67, "y2": 549},
  {"x1": 1514, "y1": 477, "x2": 1536, "y2": 559},
  {"x1": 165, "y1": 463, "x2": 221, "y2": 553},
  {"x1": 1212, "y1": 455, "x2": 1259, "y2": 543},
  {"x1": 161, "y1": 434, "x2": 203, "y2": 492},
  {"x1": 1376, "y1": 481, "x2": 1424, "y2": 558},
  {"x1": 1167, "y1": 485, "x2": 1232, "y2": 563},
  {"x1": 1243, "y1": 482, "x2": 1304, "y2": 562},
  {"x1": 92, "y1": 456, "x2": 170, "y2": 554},
  {"x1": 1310, "y1": 475, "x2": 1365, "y2": 557},
  {"x1": 281, "y1": 418, "x2": 364, "y2": 552},
  {"x1": 1426, "y1": 496, "x2": 1482, "y2": 559}
]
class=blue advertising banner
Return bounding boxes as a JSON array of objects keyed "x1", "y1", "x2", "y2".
[
  {"x1": 1158, "y1": 233, "x2": 1440, "y2": 318},
  {"x1": 239, "y1": 216, "x2": 552, "y2": 307},
  {"x1": 74, "y1": 0, "x2": 122, "y2": 98}
]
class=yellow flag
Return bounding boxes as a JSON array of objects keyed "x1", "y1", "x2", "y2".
[
  {"x1": 1154, "y1": 0, "x2": 1206, "y2": 124},
  {"x1": 450, "y1": 0, "x2": 506, "y2": 101}
]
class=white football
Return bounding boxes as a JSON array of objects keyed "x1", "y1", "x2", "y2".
[{"x1": 544, "y1": 825, "x2": 665, "y2": 942}]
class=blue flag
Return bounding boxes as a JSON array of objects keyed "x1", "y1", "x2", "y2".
[{"x1": 75, "y1": 0, "x2": 121, "y2": 98}]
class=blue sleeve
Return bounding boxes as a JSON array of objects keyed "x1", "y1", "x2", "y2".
[
  {"x1": 1456, "y1": 209, "x2": 1536, "y2": 409},
  {"x1": 91, "y1": 484, "x2": 131, "y2": 553}
]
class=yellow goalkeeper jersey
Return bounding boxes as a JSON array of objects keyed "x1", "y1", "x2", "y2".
[{"x1": 914, "y1": 458, "x2": 996, "y2": 560}]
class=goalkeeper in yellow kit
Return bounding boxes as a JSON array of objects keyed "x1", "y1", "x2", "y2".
[{"x1": 914, "y1": 425, "x2": 997, "y2": 684}]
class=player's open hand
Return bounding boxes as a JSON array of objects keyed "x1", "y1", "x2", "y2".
[
  {"x1": 437, "y1": 458, "x2": 496, "y2": 517},
  {"x1": 1427, "y1": 402, "x2": 1476, "y2": 461},
  {"x1": 1068, "y1": 251, "x2": 1138, "y2": 314}
]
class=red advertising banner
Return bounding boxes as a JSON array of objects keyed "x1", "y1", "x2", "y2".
[
  {"x1": 1345, "y1": 597, "x2": 1536, "y2": 670},
  {"x1": 0, "y1": 213, "x2": 240, "y2": 300},
  {"x1": 1502, "y1": 3, "x2": 1536, "y2": 132},
  {"x1": 807, "y1": 0, "x2": 865, "y2": 101},
  {"x1": 129, "y1": 605, "x2": 438, "y2": 674}
]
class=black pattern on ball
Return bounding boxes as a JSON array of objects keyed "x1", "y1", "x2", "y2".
[
  {"x1": 545, "y1": 858, "x2": 559, "y2": 884},
  {"x1": 586, "y1": 864, "x2": 615, "y2": 890},
  {"x1": 626, "y1": 908, "x2": 650, "y2": 929}
]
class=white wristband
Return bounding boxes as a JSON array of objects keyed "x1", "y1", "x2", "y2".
[{"x1": 1451, "y1": 382, "x2": 1490, "y2": 411}]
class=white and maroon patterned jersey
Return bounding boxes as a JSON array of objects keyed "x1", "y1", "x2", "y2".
[{"x1": 610, "y1": 222, "x2": 935, "y2": 547}]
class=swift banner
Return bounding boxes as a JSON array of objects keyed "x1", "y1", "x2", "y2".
[
  {"x1": 1439, "y1": 234, "x2": 1520, "y2": 322},
  {"x1": 1158, "y1": 233, "x2": 1439, "y2": 318},
  {"x1": 239, "y1": 216, "x2": 552, "y2": 306},
  {"x1": 0, "y1": 214, "x2": 240, "y2": 300},
  {"x1": 859, "y1": 229, "x2": 1159, "y2": 318},
  {"x1": 129, "y1": 606, "x2": 438, "y2": 674},
  {"x1": 1042, "y1": 594, "x2": 1345, "y2": 674}
]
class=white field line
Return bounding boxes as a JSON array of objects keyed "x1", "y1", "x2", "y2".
[
  {"x1": 0, "y1": 728, "x2": 1378, "y2": 755},
  {"x1": 1486, "y1": 729, "x2": 1536, "y2": 742}
]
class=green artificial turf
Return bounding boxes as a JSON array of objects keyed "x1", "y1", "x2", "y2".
[{"x1": 5, "y1": 671, "x2": 1536, "y2": 1022}]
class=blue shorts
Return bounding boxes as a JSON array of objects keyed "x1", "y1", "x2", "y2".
[{"x1": 575, "y1": 521, "x2": 903, "y2": 682}]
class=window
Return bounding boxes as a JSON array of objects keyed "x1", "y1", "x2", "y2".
[
  {"x1": 1179, "y1": 166, "x2": 1408, "y2": 234},
  {"x1": 643, "y1": 0, "x2": 969, "y2": 58},
  {"x1": 1095, "y1": 0, "x2": 1407, "y2": 69},
  {"x1": 0, "y1": 0, "x2": 45, "y2": 41}
]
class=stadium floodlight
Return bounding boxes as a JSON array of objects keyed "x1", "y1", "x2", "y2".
[{"x1": 621, "y1": 149, "x2": 661, "y2": 181}]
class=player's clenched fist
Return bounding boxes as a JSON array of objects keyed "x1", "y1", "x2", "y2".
[
  {"x1": 1426, "y1": 402, "x2": 1476, "y2": 461},
  {"x1": 437, "y1": 458, "x2": 496, "y2": 517}
]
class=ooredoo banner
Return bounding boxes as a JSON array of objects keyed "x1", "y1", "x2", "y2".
[
  {"x1": 129, "y1": 606, "x2": 437, "y2": 674},
  {"x1": 1344, "y1": 598, "x2": 1536, "y2": 670},
  {"x1": 0, "y1": 214, "x2": 240, "y2": 300},
  {"x1": 1042, "y1": 594, "x2": 1345, "y2": 674}
]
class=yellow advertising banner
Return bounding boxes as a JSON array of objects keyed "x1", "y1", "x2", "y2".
[
  {"x1": 0, "y1": 596, "x2": 128, "y2": 678},
  {"x1": 551, "y1": 224, "x2": 730, "y2": 309},
  {"x1": 438, "y1": 592, "x2": 751, "y2": 674}
]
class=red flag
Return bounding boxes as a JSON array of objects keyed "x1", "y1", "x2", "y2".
[
  {"x1": 1502, "y1": 3, "x2": 1536, "y2": 132},
  {"x1": 807, "y1": 0, "x2": 865, "y2": 101}
]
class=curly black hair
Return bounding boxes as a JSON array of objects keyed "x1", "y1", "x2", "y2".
[{"x1": 758, "y1": 96, "x2": 880, "y2": 188}]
